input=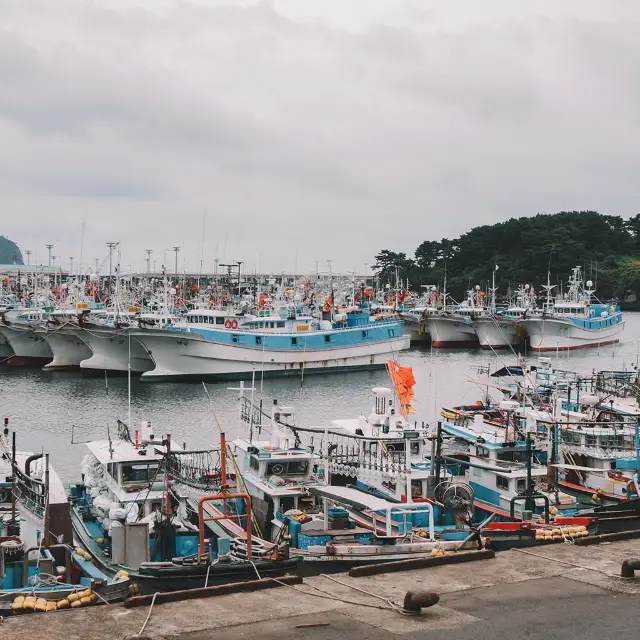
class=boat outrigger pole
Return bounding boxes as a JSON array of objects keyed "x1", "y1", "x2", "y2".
[{"x1": 197, "y1": 432, "x2": 254, "y2": 560}]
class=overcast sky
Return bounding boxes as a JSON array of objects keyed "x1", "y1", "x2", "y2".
[{"x1": 2, "y1": 0, "x2": 639, "y2": 275}]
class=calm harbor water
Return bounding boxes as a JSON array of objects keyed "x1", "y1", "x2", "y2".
[{"x1": 2, "y1": 313, "x2": 640, "y2": 482}]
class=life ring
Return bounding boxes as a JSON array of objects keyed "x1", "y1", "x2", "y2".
[
  {"x1": 224, "y1": 320, "x2": 232, "y2": 328},
  {"x1": 230, "y1": 319, "x2": 238, "y2": 329}
]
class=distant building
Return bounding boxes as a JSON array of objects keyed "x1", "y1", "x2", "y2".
[{"x1": 0, "y1": 236, "x2": 24, "y2": 265}]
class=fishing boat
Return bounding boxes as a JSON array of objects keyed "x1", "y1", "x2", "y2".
[
  {"x1": 228, "y1": 393, "x2": 478, "y2": 567},
  {"x1": 0, "y1": 309, "x2": 53, "y2": 366},
  {"x1": 69, "y1": 421, "x2": 299, "y2": 593},
  {"x1": 135, "y1": 304, "x2": 408, "y2": 382},
  {"x1": 472, "y1": 285, "x2": 535, "y2": 349},
  {"x1": 424, "y1": 289, "x2": 483, "y2": 348},
  {"x1": 0, "y1": 424, "x2": 129, "y2": 611},
  {"x1": 440, "y1": 401, "x2": 578, "y2": 519},
  {"x1": 36, "y1": 308, "x2": 93, "y2": 371},
  {"x1": 519, "y1": 267, "x2": 624, "y2": 351},
  {"x1": 76, "y1": 310, "x2": 155, "y2": 375}
]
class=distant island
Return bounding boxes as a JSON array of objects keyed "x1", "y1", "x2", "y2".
[
  {"x1": 0, "y1": 236, "x2": 24, "y2": 265},
  {"x1": 373, "y1": 211, "x2": 640, "y2": 308}
]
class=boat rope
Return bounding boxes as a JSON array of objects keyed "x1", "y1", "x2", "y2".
[
  {"x1": 134, "y1": 592, "x2": 158, "y2": 637},
  {"x1": 510, "y1": 547, "x2": 620, "y2": 578}
]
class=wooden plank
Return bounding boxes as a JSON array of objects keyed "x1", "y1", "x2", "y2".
[{"x1": 124, "y1": 575, "x2": 303, "y2": 608}]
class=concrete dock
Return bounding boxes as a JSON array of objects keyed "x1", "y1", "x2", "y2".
[{"x1": 4, "y1": 540, "x2": 640, "y2": 639}]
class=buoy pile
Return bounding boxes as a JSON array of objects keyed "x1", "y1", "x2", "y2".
[
  {"x1": 12, "y1": 588, "x2": 98, "y2": 614},
  {"x1": 534, "y1": 525, "x2": 588, "y2": 542},
  {"x1": 430, "y1": 547, "x2": 447, "y2": 557}
]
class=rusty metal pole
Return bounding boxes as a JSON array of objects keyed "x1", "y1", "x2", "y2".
[
  {"x1": 221, "y1": 432, "x2": 227, "y2": 515},
  {"x1": 11, "y1": 431, "x2": 16, "y2": 525},
  {"x1": 43, "y1": 454, "x2": 50, "y2": 546}
]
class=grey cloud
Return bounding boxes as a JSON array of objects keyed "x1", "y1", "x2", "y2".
[{"x1": 1, "y1": 0, "x2": 640, "y2": 273}]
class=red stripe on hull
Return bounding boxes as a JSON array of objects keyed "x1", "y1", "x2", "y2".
[
  {"x1": 530, "y1": 338, "x2": 619, "y2": 352},
  {"x1": 432, "y1": 340, "x2": 478, "y2": 348},
  {"x1": 7, "y1": 355, "x2": 52, "y2": 367}
]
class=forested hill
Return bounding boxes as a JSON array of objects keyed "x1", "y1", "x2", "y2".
[
  {"x1": 0, "y1": 236, "x2": 23, "y2": 265},
  {"x1": 374, "y1": 211, "x2": 640, "y2": 306}
]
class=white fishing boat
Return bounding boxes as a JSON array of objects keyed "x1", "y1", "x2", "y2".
[
  {"x1": 472, "y1": 285, "x2": 536, "y2": 350},
  {"x1": 135, "y1": 305, "x2": 408, "y2": 382},
  {"x1": 0, "y1": 309, "x2": 53, "y2": 366},
  {"x1": 77, "y1": 311, "x2": 154, "y2": 375},
  {"x1": 519, "y1": 267, "x2": 624, "y2": 351},
  {"x1": 36, "y1": 309, "x2": 93, "y2": 370}
]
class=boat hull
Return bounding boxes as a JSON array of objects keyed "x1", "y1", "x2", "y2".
[
  {"x1": 0, "y1": 332, "x2": 13, "y2": 359},
  {"x1": 472, "y1": 317, "x2": 523, "y2": 349},
  {"x1": 41, "y1": 328, "x2": 93, "y2": 370},
  {"x1": 425, "y1": 316, "x2": 478, "y2": 348},
  {"x1": 136, "y1": 330, "x2": 409, "y2": 382},
  {"x1": 400, "y1": 314, "x2": 429, "y2": 343},
  {"x1": 0, "y1": 324, "x2": 52, "y2": 365},
  {"x1": 519, "y1": 317, "x2": 625, "y2": 352},
  {"x1": 78, "y1": 326, "x2": 154, "y2": 374}
]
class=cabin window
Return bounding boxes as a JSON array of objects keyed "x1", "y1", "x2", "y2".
[
  {"x1": 249, "y1": 456, "x2": 259, "y2": 471},
  {"x1": 585, "y1": 434, "x2": 597, "y2": 447},
  {"x1": 602, "y1": 435, "x2": 623, "y2": 449},
  {"x1": 388, "y1": 329, "x2": 395, "y2": 337},
  {"x1": 208, "y1": 317, "x2": 214, "y2": 324},
  {"x1": 325, "y1": 335, "x2": 331, "y2": 343},
  {"x1": 516, "y1": 479, "x2": 527, "y2": 493},
  {"x1": 411, "y1": 480, "x2": 423, "y2": 499},
  {"x1": 477, "y1": 446, "x2": 489, "y2": 459},
  {"x1": 277, "y1": 321, "x2": 285, "y2": 328},
  {"x1": 216, "y1": 317, "x2": 225, "y2": 325},
  {"x1": 121, "y1": 463, "x2": 161, "y2": 485},
  {"x1": 370, "y1": 442, "x2": 378, "y2": 456},
  {"x1": 496, "y1": 475, "x2": 509, "y2": 490},
  {"x1": 232, "y1": 334, "x2": 239, "y2": 343},
  {"x1": 267, "y1": 461, "x2": 308, "y2": 476},
  {"x1": 291, "y1": 337, "x2": 298, "y2": 346},
  {"x1": 561, "y1": 431, "x2": 581, "y2": 445},
  {"x1": 255, "y1": 336, "x2": 262, "y2": 346},
  {"x1": 410, "y1": 442, "x2": 420, "y2": 456}
]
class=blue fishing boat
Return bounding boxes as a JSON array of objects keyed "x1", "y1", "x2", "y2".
[{"x1": 134, "y1": 303, "x2": 408, "y2": 382}]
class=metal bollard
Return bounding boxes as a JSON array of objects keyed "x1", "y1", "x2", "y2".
[
  {"x1": 402, "y1": 590, "x2": 440, "y2": 614},
  {"x1": 621, "y1": 558, "x2": 640, "y2": 578}
]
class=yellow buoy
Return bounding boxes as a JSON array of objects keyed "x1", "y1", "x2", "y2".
[
  {"x1": 80, "y1": 596, "x2": 91, "y2": 606},
  {"x1": 96, "y1": 538, "x2": 104, "y2": 544},
  {"x1": 431, "y1": 548, "x2": 439, "y2": 557},
  {"x1": 35, "y1": 598, "x2": 48, "y2": 612},
  {"x1": 75, "y1": 547, "x2": 84, "y2": 555},
  {"x1": 23, "y1": 596, "x2": 36, "y2": 611},
  {"x1": 57, "y1": 599, "x2": 70, "y2": 610},
  {"x1": 46, "y1": 601, "x2": 58, "y2": 612},
  {"x1": 549, "y1": 506, "x2": 558, "y2": 516},
  {"x1": 89, "y1": 593, "x2": 98, "y2": 603},
  {"x1": 68, "y1": 593, "x2": 79, "y2": 603},
  {"x1": 71, "y1": 600, "x2": 82, "y2": 608}
]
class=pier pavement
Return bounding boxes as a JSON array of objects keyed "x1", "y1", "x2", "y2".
[{"x1": 4, "y1": 538, "x2": 640, "y2": 639}]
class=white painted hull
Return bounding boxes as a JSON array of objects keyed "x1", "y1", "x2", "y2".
[
  {"x1": 425, "y1": 316, "x2": 478, "y2": 348},
  {"x1": 519, "y1": 318, "x2": 625, "y2": 351},
  {"x1": 0, "y1": 324, "x2": 52, "y2": 365},
  {"x1": 78, "y1": 326, "x2": 154, "y2": 374},
  {"x1": 0, "y1": 332, "x2": 13, "y2": 359},
  {"x1": 472, "y1": 317, "x2": 523, "y2": 349},
  {"x1": 400, "y1": 314, "x2": 428, "y2": 343},
  {"x1": 41, "y1": 328, "x2": 93, "y2": 370},
  {"x1": 135, "y1": 330, "x2": 409, "y2": 381}
]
